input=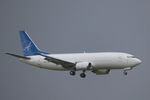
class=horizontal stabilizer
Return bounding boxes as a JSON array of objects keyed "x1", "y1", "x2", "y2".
[{"x1": 6, "y1": 53, "x2": 30, "y2": 60}]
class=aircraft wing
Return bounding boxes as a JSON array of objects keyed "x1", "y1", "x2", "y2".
[{"x1": 35, "y1": 52, "x2": 75, "y2": 69}]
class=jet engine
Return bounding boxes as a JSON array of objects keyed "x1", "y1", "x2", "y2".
[
  {"x1": 92, "y1": 69, "x2": 110, "y2": 75},
  {"x1": 75, "y1": 62, "x2": 92, "y2": 70}
]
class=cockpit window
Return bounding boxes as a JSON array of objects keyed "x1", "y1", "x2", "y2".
[{"x1": 127, "y1": 55, "x2": 135, "y2": 58}]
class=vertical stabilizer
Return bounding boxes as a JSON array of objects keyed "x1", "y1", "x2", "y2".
[{"x1": 19, "y1": 31, "x2": 49, "y2": 56}]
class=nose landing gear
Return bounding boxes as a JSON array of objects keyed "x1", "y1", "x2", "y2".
[
  {"x1": 123, "y1": 71, "x2": 128, "y2": 75},
  {"x1": 123, "y1": 67, "x2": 132, "y2": 75}
]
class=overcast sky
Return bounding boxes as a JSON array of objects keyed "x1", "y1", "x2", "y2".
[{"x1": 1, "y1": 0, "x2": 150, "y2": 100}]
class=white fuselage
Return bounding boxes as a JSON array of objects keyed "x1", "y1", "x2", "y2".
[{"x1": 20, "y1": 52, "x2": 141, "y2": 71}]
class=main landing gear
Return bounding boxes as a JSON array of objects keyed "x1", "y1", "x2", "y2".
[
  {"x1": 70, "y1": 71, "x2": 76, "y2": 76},
  {"x1": 69, "y1": 71, "x2": 86, "y2": 78},
  {"x1": 80, "y1": 72, "x2": 86, "y2": 78}
]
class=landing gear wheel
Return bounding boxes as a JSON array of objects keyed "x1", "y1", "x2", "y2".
[
  {"x1": 123, "y1": 71, "x2": 128, "y2": 75},
  {"x1": 80, "y1": 73, "x2": 86, "y2": 78},
  {"x1": 70, "y1": 71, "x2": 76, "y2": 76}
]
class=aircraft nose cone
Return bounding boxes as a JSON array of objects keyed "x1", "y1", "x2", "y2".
[{"x1": 136, "y1": 58, "x2": 142, "y2": 65}]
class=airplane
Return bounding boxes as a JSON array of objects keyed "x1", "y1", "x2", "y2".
[{"x1": 6, "y1": 31, "x2": 142, "y2": 78}]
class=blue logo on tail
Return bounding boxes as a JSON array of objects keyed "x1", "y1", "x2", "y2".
[{"x1": 19, "y1": 31, "x2": 49, "y2": 56}]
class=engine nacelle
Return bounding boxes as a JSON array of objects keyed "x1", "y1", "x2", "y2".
[
  {"x1": 92, "y1": 69, "x2": 110, "y2": 75},
  {"x1": 75, "y1": 62, "x2": 92, "y2": 70}
]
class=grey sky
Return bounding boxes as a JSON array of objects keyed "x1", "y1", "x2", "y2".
[{"x1": 1, "y1": 0, "x2": 150, "y2": 100}]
